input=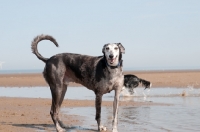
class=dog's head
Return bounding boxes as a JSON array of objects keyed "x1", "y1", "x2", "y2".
[{"x1": 102, "y1": 43, "x2": 125, "y2": 67}]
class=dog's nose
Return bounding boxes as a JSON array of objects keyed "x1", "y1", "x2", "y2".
[{"x1": 109, "y1": 55, "x2": 114, "y2": 59}]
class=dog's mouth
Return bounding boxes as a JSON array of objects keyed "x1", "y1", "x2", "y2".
[{"x1": 108, "y1": 56, "x2": 117, "y2": 64}]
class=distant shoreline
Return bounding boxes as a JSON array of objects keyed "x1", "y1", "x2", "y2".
[
  {"x1": 0, "y1": 70, "x2": 200, "y2": 88},
  {"x1": 0, "y1": 69, "x2": 43, "y2": 74}
]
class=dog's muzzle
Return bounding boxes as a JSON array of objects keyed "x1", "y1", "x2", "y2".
[{"x1": 108, "y1": 55, "x2": 117, "y2": 64}]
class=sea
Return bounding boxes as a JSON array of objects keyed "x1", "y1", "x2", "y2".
[
  {"x1": 0, "y1": 67, "x2": 200, "y2": 74},
  {"x1": 0, "y1": 69, "x2": 43, "y2": 74}
]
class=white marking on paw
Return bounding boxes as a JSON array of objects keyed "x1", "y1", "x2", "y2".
[
  {"x1": 56, "y1": 123, "x2": 66, "y2": 132},
  {"x1": 99, "y1": 125, "x2": 107, "y2": 131}
]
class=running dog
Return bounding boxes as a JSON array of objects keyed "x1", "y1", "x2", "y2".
[
  {"x1": 123, "y1": 74, "x2": 151, "y2": 94},
  {"x1": 31, "y1": 34, "x2": 125, "y2": 132}
]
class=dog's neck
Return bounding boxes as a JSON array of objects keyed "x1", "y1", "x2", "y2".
[{"x1": 104, "y1": 58, "x2": 123, "y2": 69}]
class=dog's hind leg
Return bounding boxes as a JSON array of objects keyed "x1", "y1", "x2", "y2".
[
  {"x1": 95, "y1": 94, "x2": 106, "y2": 131},
  {"x1": 58, "y1": 84, "x2": 68, "y2": 128},
  {"x1": 50, "y1": 84, "x2": 67, "y2": 132}
]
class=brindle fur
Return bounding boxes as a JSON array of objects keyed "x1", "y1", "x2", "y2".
[{"x1": 31, "y1": 34, "x2": 125, "y2": 132}]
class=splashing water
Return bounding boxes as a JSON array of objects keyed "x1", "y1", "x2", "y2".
[
  {"x1": 180, "y1": 86, "x2": 196, "y2": 97},
  {"x1": 143, "y1": 88, "x2": 151, "y2": 100},
  {"x1": 121, "y1": 87, "x2": 151, "y2": 102}
]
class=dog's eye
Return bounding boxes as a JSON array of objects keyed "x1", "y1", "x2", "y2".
[
  {"x1": 114, "y1": 47, "x2": 118, "y2": 50},
  {"x1": 106, "y1": 47, "x2": 109, "y2": 50}
]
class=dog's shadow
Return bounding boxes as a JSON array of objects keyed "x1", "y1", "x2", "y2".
[{"x1": 10, "y1": 123, "x2": 98, "y2": 132}]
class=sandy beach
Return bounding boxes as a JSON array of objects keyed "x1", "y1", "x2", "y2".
[
  {"x1": 0, "y1": 70, "x2": 200, "y2": 131},
  {"x1": 0, "y1": 70, "x2": 200, "y2": 88}
]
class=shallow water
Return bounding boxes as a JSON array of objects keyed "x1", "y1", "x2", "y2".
[
  {"x1": 1, "y1": 87, "x2": 200, "y2": 131},
  {"x1": 1, "y1": 86, "x2": 200, "y2": 101},
  {"x1": 60, "y1": 87, "x2": 200, "y2": 132},
  {"x1": 62, "y1": 103, "x2": 200, "y2": 132}
]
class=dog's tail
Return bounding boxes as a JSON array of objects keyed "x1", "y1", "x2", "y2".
[
  {"x1": 139, "y1": 79, "x2": 152, "y2": 90},
  {"x1": 31, "y1": 34, "x2": 59, "y2": 63}
]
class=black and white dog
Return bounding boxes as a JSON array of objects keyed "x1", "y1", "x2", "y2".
[
  {"x1": 123, "y1": 74, "x2": 151, "y2": 95},
  {"x1": 31, "y1": 34, "x2": 125, "y2": 132}
]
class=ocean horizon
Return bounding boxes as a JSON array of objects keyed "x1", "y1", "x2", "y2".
[
  {"x1": 0, "y1": 67, "x2": 200, "y2": 74},
  {"x1": 0, "y1": 69, "x2": 43, "y2": 74}
]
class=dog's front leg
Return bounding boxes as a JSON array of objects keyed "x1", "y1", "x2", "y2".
[
  {"x1": 95, "y1": 94, "x2": 106, "y2": 131},
  {"x1": 112, "y1": 89, "x2": 120, "y2": 132}
]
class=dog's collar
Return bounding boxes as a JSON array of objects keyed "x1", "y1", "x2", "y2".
[{"x1": 105, "y1": 59, "x2": 122, "y2": 69}]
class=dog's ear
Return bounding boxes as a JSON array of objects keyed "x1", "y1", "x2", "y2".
[
  {"x1": 102, "y1": 44, "x2": 108, "y2": 53},
  {"x1": 117, "y1": 43, "x2": 125, "y2": 54}
]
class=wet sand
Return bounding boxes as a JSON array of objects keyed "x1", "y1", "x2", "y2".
[{"x1": 0, "y1": 70, "x2": 200, "y2": 131}]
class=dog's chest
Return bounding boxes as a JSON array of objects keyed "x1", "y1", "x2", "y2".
[{"x1": 95, "y1": 73, "x2": 123, "y2": 94}]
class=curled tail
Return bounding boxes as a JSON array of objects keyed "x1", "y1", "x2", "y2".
[{"x1": 31, "y1": 34, "x2": 59, "y2": 63}]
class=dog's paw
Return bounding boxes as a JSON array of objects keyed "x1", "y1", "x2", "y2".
[
  {"x1": 112, "y1": 128, "x2": 118, "y2": 132},
  {"x1": 56, "y1": 123, "x2": 66, "y2": 132},
  {"x1": 57, "y1": 128, "x2": 66, "y2": 132},
  {"x1": 99, "y1": 125, "x2": 107, "y2": 131}
]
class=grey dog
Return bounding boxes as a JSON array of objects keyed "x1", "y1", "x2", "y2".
[{"x1": 31, "y1": 35, "x2": 125, "y2": 132}]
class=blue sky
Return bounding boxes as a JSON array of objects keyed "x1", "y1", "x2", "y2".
[{"x1": 0, "y1": 0, "x2": 200, "y2": 71}]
